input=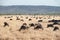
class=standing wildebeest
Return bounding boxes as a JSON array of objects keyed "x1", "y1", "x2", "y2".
[
  {"x1": 29, "y1": 18, "x2": 32, "y2": 21},
  {"x1": 4, "y1": 22, "x2": 9, "y2": 27},
  {"x1": 19, "y1": 23, "x2": 29, "y2": 31},
  {"x1": 47, "y1": 24, "x2": 54, "y2": 28},
  {"x1": 29, "y1": 23, "x2": 35, "y2": 27},
  {"x1": 16, "y1": 17, "x2": 20, "y2": 20},
  {"x1": 53, "y1": 26, "x2": 59, "y2": 31},
  {"x1": 10, "y1": 19, "x2": 12, "y2": 20},
  {"x1": 34, "y1": 23, "x2": 43, "y2": 30},
  {"x1": 38, "y1": 20, "x2": 42, "y2": 22}
]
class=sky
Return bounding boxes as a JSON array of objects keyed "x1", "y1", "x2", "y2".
[{"x1": 0, "y1": 0, "x2": 60, "y2": 6}]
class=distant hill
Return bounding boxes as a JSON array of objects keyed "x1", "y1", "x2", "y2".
[{"x1": 0, "y1": 5, "x2": 60, "y2": 15}]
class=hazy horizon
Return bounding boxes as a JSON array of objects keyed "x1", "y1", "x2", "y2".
[{"x1": 0, "y1": 0, "x2": 60, "y2": 6}]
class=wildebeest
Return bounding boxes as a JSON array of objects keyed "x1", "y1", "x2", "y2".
[
  {"x1": 29, "y1": 23, "x2": 35, "y2": 27},
  {"x1": 4, "y1": 22, "x2": 9, "y2": 27},
  {"x1": 16, "y1": 17, "x2": 20, "y2": 20},
  {"x1": 48, "y1": 19, "x2": 60, "y2": 22},
  {"x1": 47, "y1": 24, "x2": 54, "y2": 28},
  {"x1": 26, "y1": 17, "x2": 28, "y2": 19},
  {"x1": 4, "y1": 16, "x2": 11, "y2": 19},
  {"x1": 36, "y1": 17, "x2": 38, "y2": 19},
  {"x1": 53, "y1": 26, "x2": 59, "y2": 31},
  {"x1": 34, "y1": 23, "x2": 43, "y2": 30},
  {"x1": 19, "y1": 23, "x2": 29, "y2": 31},
  {"x1": 10, "y1": 19, "x2": 12, "y2": 20},
  {"x1": 29, "y1": 19, "x2": 32, "y2": 21},
  {"x1": 53, "y1": 22, "x2": 60, "y2": 25},
  {"x1": 20, "y1": 19, "x2": 24, "y2": 21},
  {"x1": 38, "y1": 20, "x2": 42, "y2": 22},
  {"x1": 23, "y1": 23, "x2": 27, "y2": 25}
]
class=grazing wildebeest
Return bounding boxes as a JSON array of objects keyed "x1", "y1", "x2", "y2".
[
  {"x1": 19, "y1": 23, "x2": 29, "y2": 31},
  {"x1": 29, "y1": 23, "x2": 35, "y2": 27},
  {"x1": 4, "y1": 22, "x2": 9, "y2": 27},
  {"x1": 38, "y1": 20, "x2": 42, "y2": 22},
  {"x1": 47, "y1": 24, "x2": 54, "y2": 28},
  {"x1": 16, "y1": 17, "x2": 20, "y2": 20},
  {"x1": 29, "y1": 18, "x2": 32, "y2": 21},
  {"x1": 53, "y1": 26, "x2": 59, "y2": 31},
  {"x1": 34, "y1": 23, "x2": 43, "y2": 30}
]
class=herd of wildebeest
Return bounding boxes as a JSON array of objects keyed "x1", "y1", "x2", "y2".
[{"x1": 2, "y1": 15, "x2": 60, "y2": 32}]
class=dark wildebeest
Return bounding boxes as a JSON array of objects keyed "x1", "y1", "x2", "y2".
[
  {"x1": 16, "y1": 17, "x2": 20, "y2": 20},
  {"x1": 29, "y1": 19, "x2": 32, "y2": 21},
  {"x1": 10, "y1": 19, "x2": 12, "y2": 20},
  {"x1": 38, "y1": 20, "x2": 42, "y2": 22},
  {"x1": 34, "y1": 23, "x2": 43, "y2": 30},
  {"x1": 48, "y1": 19, "x2": 60, "y2": 22},
  {"x1": 53, "y1": 26, "x2": 59, "y2": 31},
  {"x1": 29, "y1": 23, "x2": 35, "y2": 27},
  {"x1": 47, "y1": 24, "x2": 54, "y2": 28},
  {"x1": 19, "y1": 23, "x2": 29, "y2": 31},
  {"x1": 4, "y1": 22, "x2": 9, "y2": 27}
]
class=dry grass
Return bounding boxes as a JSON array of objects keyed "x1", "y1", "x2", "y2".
[{"x1": 0, "y1": 15, "x2": 60, "y2": 40}]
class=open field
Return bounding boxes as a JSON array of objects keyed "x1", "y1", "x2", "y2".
[{"x1": 0, "y1": 15, "x2": 60, "y2": 40}]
